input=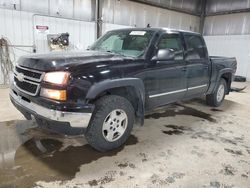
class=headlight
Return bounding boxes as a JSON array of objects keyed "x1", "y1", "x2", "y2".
[
  {"x1": 43, "y1": 72, "x2": 70, "y2": 85},
  {"x1": 40, "y1": 88, "x2": 67, "y2": 101}
]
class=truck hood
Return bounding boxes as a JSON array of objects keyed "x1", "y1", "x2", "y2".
[{"x1": 17, "y1": 50, "x2": 128, "y2": 72}]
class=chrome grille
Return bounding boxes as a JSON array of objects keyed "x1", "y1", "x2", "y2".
[{"x1": 14, "y1": 65, "x2": 44, "y2": 96}]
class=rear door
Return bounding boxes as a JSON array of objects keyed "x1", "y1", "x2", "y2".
[{"x1": 183, "y1": 33, "x2": 210, "y2": 98}]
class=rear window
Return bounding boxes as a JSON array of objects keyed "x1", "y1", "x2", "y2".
[{"x1": 184, "y1": 34, "x2": 207, "y2": 60}]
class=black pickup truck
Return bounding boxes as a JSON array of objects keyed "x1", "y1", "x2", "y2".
[{"x1": 10, "y1": 28, "x2": 237, "y2": 151}]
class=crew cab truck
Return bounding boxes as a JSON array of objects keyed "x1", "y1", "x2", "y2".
[{"x1": 10, "y1": 28, "x2": 237, "y2": 151}]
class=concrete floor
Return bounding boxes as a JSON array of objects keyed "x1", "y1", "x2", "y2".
[{"x1": 0, "y1": 82, "x2": 250, "y2": 188}]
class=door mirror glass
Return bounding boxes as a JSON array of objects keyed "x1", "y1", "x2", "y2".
[{"x1": 152, "y1": 49, "x2": 175, "y2": 61}]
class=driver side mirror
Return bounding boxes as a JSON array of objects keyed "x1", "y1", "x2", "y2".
[{"x1": 151, "y1": 49, "x2": 175, "y2": 61}]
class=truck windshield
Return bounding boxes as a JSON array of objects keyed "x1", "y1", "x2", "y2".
[{"x1": 90, "y1": 30, "x2": 154, "y2": 58}]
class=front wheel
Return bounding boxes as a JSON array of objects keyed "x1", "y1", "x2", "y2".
[
  {"x1": 85, "y1": 95, "x2": 135, "y2": 152},
  {"x1": 206, "y1": 78, "x2": 227, "y2": 107}
]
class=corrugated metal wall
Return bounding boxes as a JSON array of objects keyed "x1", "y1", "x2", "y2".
[
  {"x1": 204, "y1": 0, "x2": 250, "y2": 35},
  {"x1": 0, "y1": 8, "x2": 96, "y2": 60},
  {"x1": 206, "y1": 0, "x2": 250, "y2": 15},
  {"x1": 0, "y1": 7, "x2": 96, "y2": 85},
  {"x1": 102, "y1": 0, "x2": 200, "y2": 32},
  {"x1": 0, "y1": 9, "x2": 33, "y2": 58},
  {"x1": 129, "y1": 0, "x2": 201, "y2": 15},
  {"x1": 0, "y1": 0, "x2": 201, "y2": 84},
  {"x1": 204, "y1": 13, "x2": 250, "y2": 35},
  {"x1": 0, "y1": 9, "x2": 33, "y2": 85},
  {"x1": 0, "y1": 0, "x2": 95, "y2": 21},
  {"x1": 102, "y1": 23, "x2": 132, "y2": 34},
  {"x1": 204, "y1": 35, "x2": 250, "y2": 80},
  {"x1": 203, "y1": 0, "x2": 250, "y2": 80},
  {"x1": 34, "y1": 15, "x2": 95, "y2": 53}
]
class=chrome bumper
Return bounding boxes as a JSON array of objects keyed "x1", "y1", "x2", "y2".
[{"x1": 9, "y1": 89, "x2": 92, "y2": 128}]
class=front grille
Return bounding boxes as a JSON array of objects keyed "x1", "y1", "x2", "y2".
[
  {"x1": 15, "y1": 66, "x2": 41, "y2": 80},
  {"x1": 14, "y1": 65, "x2": 44, "y2": 96},
  {"x1": 14, "y1": 77, "x2": 38, "y2": 94}
]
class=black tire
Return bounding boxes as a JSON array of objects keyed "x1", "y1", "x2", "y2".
[
  {"x1": 234, "y1": 75, "x2": 246, "y2": 82},
  {"x1": 206, "y1": 78, "x2": 227, "y2": 107},
  {"x1": 85, "y1": 95, "x2": 135, "y2": 152}
]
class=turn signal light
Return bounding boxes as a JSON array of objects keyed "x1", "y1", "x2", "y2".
[{"x1": 40, "y1": 88, "x2": 67, "y2": 101}]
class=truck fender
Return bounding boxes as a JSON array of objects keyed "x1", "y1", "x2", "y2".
[
  {"x1": 214, "y1": 68, "x2": 234, "y2": 93},
  {"x1": 86, "y1": 78, "x2": 145, "y2": 125}
]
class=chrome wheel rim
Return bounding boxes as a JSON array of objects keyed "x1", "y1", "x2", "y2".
[
  {"x1": 217, "y1": 84, "x2": 225, "y2": 102},
  {"x1": 102, "y1": 109, "x2": 128, "y2": 142}
]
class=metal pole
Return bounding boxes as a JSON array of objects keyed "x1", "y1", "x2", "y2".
[
  {"x1": 199, "y1": 0, "x2": 207, "y2": 34},
  {"x1": 95, "y1": 0, "x2": 102, "y2": 39}
]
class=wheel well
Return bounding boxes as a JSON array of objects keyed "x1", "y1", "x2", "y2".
[
  {"x1": 89, "y1": 86, "x2": 139, "y2": 114},
  {"x1": 221, "y1": 72, "x2": 232, "y2": 94}
]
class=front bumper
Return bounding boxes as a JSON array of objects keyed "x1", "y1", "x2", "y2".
[{"x1": 9, "y1": 89, "x2": 92, "y2": 129}]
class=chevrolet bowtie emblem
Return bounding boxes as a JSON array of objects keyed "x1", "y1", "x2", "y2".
[{"x1": 16, "y1": 72, "x2": 25, "y2": 82}]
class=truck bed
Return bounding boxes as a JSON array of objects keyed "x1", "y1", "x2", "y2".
[{"x1": 210, "y1": 56, "x2": 237, "y2": 71}]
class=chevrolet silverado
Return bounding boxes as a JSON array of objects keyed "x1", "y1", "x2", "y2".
[{"x1": 10, "y1": 28, "x2": 237, "y2": 151}]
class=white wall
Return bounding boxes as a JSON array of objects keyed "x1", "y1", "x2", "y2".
[
  {"x1": 0, "y1": 0, "x2": 94, "y2": 21},
  {"x1": 204, "y1": 13, "x2": 250, "y2": 36},
  {"x1": 0, "y1": 8, "x2": 96, "y2": 57},
  {"x1": 0, "y1": 0, "x2": 201, "y2": 85},
  {"x1": 204, "y1": 35, "x2": 250, "y2": 80},
  {"x1": 102, "y1": 23, "x2": 132, "y2": 35},
  {"x1": 34, "y1": 15, "x2": 95, "y2": 53},
  {"x1": 102, "y1": 0, "x2": 200, "y2": 32},
  {"x1": 0, "y1": 8, "x2": 96, "y2": 84}
]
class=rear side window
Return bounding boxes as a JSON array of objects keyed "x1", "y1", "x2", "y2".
[
  {"x1": 184, "y1": 34, "x2": 207, "y2": 60},
  {"x1": 157, "y1": 33, "x2": 184, "y2": 60}
]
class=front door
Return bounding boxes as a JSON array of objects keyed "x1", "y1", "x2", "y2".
[{"x1": 145, "y1": 32, "x2": 187, "y2": 110}]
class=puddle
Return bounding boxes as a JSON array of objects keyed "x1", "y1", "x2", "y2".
[
  {"x1": 224, "y1": 148, "x2": 243, "y2": 156},
  {"x1": 162, "y1": 125, "x2": 193, "y2": 135},
  {"x1": 162, "y1": 129, "x2": 184, "y2": 135},
  {"x1": 145, "y1": 104, "x2": 217, "y2": 123},
  {"x1": 0, "y1": 135, "x2": 138, "y2": 188},
  {"x1": 211, "y1": 108, "x2": 223, "y2": 112}
]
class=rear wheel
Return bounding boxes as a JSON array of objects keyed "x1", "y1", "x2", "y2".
[
  {"x1": 85, "y1": 95, "x2": 135, "y2": 152},
  {"x1": 206, "y1": 78, "x2": 227, "y2": 107}
]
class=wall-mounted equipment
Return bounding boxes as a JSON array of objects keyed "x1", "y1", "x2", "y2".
[{"x1": 47, "y1": 33, "x2": 69, "y2": 51}]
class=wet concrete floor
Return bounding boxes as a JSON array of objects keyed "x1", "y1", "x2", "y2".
[{"x1": 0, "y1": 83, "x2": 250, "y2": 187}]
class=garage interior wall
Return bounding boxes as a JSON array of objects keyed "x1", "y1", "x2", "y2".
[
  {"x1": 203, "y1": 0, "x2": 250, "y2": 80},
  {"x1": 1, "y1": 0, "x2": 250, "y2": 82},
  {"x1": 0, "y1": 0, "x2": 95, "y2": 84},
  {"x1": 102, "y1": 0, "x2": 200, "y2": 31},
  {"x1": 0, "y1": 0, "x2": 200, "y2": 85}
]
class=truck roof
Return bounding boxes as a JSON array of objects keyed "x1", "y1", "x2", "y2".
[{"x1": 108, "y1": 27, "x2": 201, "y2": 35}]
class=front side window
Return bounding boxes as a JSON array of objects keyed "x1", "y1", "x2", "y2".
[
  {"x1": 184, "y1": 34, "x2": 207, "y2": 60},
  {"x1": 90, "y1": 30, "x2": 155, "y2": 58},
  {"x1": 157, "y1": 33, "x2": 184, "y2": 60}
]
